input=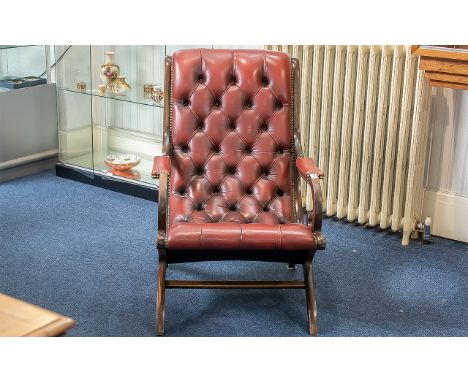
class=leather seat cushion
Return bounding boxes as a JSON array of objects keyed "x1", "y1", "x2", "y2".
[{"x1": 166, "y1": 223, "x2": 315, "y2": 250}]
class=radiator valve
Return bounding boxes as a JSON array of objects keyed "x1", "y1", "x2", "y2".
[{"x1": 416, "y1": 216, "x2": 432, "y2": 244}]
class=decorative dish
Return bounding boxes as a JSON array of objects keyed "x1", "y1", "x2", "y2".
[{"x1": 104, "y1": 154, "x2": 141, "y2": 171}]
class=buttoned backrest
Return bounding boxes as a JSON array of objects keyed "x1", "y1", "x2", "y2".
[{"x1": 169, "y1": 49, "x2": 296, "y2": 226}]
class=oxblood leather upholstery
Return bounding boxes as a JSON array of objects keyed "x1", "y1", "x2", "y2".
[
  {"x1": 167, "y1": 223, "x2": 315, "y2": 250},
  {"x1": 155, "y1": 49, "x2": 326, "y2": 337},
  {"x1": 296, "y1": 157, "x2": 324, "y2": 180},
  {"x1": 161, "y1": 49, "x2": 317, "y2": 252},
  {"x1": 151, "y1": 156, "x2": 171, "y2": 178}
]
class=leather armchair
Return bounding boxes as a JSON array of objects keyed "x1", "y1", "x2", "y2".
[{"x1": 152, "y1": 49, "x2": 325, "y2": 335}]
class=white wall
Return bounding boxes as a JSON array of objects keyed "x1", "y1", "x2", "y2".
[
  {"x1": 0, "y1": 84, "x2": 58, "y2": 171},
  {"x1": 423, "y1": 87, "x2": 468, "y2": 242},
  {"x1": 425, "y1": 88, "x2": 468, "y2": 195}
]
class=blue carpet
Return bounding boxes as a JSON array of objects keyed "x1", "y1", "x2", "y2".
[{"x1": 0, "y1": 170, "x2": 467, "y2": 336}]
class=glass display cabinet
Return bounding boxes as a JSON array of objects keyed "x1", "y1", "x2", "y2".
[
  {"x1": 0, "y1": 45, "x2": 57, "y2": 183},
  {"x1": 54, "y1": 45, "x2": 211, "y2": 198},
  {"x1": 0, "y1": 45, "x2": 49, "y2": 92}
]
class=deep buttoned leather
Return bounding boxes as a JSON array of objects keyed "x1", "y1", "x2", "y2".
[{"x1": 166, "y1": 49, "x2": 315, "y2": 250}]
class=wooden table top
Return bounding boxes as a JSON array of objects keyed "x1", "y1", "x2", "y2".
[{"x1": 0, "y1": 293, "x2": 75, "y2": 337}]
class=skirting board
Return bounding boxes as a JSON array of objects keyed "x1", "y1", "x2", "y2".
[
  {"x1": 423, "y1": 188, "x2": 468, "y2": 243},
  {"x1": 0, "y1": 149, "x2": 58, "y2": 171},
  {"x1": 0, "y1": 156, "x2": 58, "y2": 183}
]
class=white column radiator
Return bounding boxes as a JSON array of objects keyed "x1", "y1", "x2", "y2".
[{"x1": 266, "y1": 45, "x2": 431, "y2": 245}]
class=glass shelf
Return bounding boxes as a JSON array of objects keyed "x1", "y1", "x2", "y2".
[
  {"x1": 58, "y1": 86, "x2": 164, "y2": 108},
  {"x1": 61, "y1": 149, "x2": 160, "y2": 187},
  {"x1": 94, "y1": 148, "x2": 159, "y2": 187}
]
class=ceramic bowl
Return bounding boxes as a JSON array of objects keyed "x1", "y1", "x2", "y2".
[{"x1": 104, "y1": 154, "x2": 141, "y2": 171}]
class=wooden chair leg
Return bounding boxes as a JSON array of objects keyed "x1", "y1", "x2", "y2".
[
  {"x1": 303, "y1": 259, "x2": 318, "y2": 336},
  {"x1": 156, "y1": 257, "x2": 167, "y2": 336}
]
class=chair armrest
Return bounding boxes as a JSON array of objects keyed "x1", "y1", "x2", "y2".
[
  {"x1": 296, "y1": 157, "x2": 324, "y2": 180},
  {"x1": 151, "y1": 156, "x2": 171, "y2": 179},
  {"x1": 152, "y1": 156, "x2": 170, "y2": 249},
  {"x1": 293, "y1": 128, "x2": 326, "y2": 250},
  {"x1": 294, "y1": 152, "x2": 326, "y2": 249}
]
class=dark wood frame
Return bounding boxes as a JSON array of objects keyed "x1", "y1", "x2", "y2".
[{"x1": 155, "y1": 56, "x2": 325, "y2": 336}]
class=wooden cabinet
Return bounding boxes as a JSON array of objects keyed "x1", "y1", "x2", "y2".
[{"x1": 413, "y1": 45, "x2": 468, "y2": 90}]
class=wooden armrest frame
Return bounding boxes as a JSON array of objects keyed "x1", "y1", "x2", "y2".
[
  {"x1": 156, "y1": 56, "x2": 173, "y2": 250},
  {"x1": 292, "y1": 58, "x2": 325, "y2": 250}
]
